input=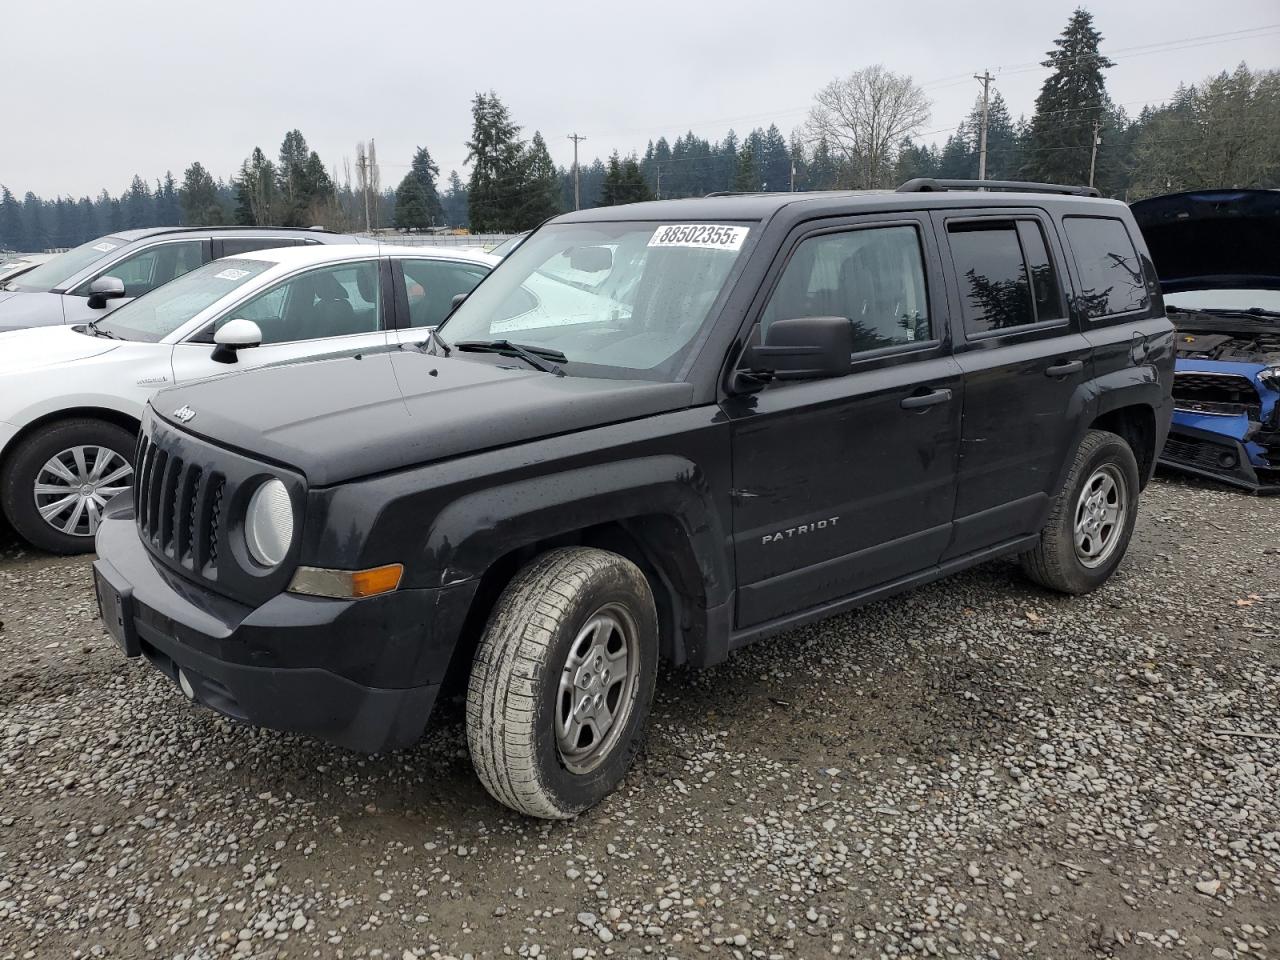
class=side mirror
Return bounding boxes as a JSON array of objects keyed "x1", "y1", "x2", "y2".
[
  {"x1": 739, "y1": 316, "x2": 852, "y2": 387},
  {"x1": 448, "y1": 292, "x2": 469, "y2": 317},
  {"x1": 211, "y1": 318, "x2": 263, "y2": 364},
  {"x1": 87, "y1": 275, "x2": 126, "y2": 309},
  {"x1": 569, "y1": 245, "x2": 613, "y2": 272}
]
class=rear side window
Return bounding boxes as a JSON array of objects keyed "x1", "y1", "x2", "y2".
[
  {"x1": 948, "y1": 219, "x2": 1065, "y2": 335},
  {"x1": 761, "y1": 224, "x2": 931, "y2": 353},
  {"x1": 219, "y1": 237, "x2": 304, "y2": 257},
  {"x1": 1063, "y1": 216, "x2": 1148, "y2": 319}
]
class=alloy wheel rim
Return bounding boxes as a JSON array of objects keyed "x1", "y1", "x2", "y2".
[
  {"x1": 555, "y1": 603, "x2": 640, "y2": 775},
  {"x1": 33, "y1": 445, "x2": 132, "y2": 539},
  {"x1": 1073, "y1": 464, "x2": 1126, "y2": 568}
]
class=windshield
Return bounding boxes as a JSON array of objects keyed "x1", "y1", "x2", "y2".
[
  {"x1": 439, "y1": 220, "x2": 753, "y2": 380},
  {"x1": 6, "y1": 236, "x2": 128, "y2": 291},
  {"x1": 96, "y1": 258, "x2": 274, "y2": 342},
  {"x1": 1165, "y1": 289, "x2": 1280, "y2": 314}
]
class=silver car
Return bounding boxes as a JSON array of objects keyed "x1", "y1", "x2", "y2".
[{"x1": 0, "y1": 226, "x2": 367, "y2": 333}]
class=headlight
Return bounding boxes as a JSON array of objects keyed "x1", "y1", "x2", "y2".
[
  {"x1": 245, "y1": 478, "x2": 294, "y2": 567},
  {"x1": 1260, "y1": 366, "x2": 1280, "y2": 389}
]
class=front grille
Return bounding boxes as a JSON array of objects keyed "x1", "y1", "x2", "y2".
[
  {"x1": 135, "y1": 432, "x2": 225, "y2": 578},
  {"x1": 1173, "y1": 371, "x2": 1261, "y2": 417}
]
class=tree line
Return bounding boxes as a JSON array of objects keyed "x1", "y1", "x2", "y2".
[{"x1": 2, "y1": 7, "x2": 1277, "y2": 253}]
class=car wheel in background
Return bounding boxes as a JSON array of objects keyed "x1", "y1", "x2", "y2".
[
  {"x1": 466, "y1": 547, "x2": 659, "y2": 819},
  {"x1": 1, "y1": 418, "x2": 136, "y2": 555},
  {"x1": 1020, "y1": 429, "x2": 1140, "y2": 595}
]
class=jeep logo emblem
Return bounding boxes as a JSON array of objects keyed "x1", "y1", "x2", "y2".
[{"x1": 173, "y1": 405, "x2": 196, "y2": 423}]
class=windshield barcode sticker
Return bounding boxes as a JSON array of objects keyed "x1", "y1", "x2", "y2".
[
  {"x1": 214, "y1": 268, "x2": 251, "y2": 281},
  {"x1": 649, "y1": 224, "x2": 749, "y2": 251},
  {"x1": 91, "y1": 242, "x2": 118, "y2": 253}
]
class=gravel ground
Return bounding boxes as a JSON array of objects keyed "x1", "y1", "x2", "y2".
[{"x1": 0, "y1": 473, "x2": 1276, "y2": 960}]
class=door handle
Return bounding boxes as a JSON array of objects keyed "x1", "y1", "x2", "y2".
[
  {"x1": 1045, "y1": 360, "x2": 1083, "y2": 378},
  {"x1": 900, "y1": 388, "x2": 953, "y2": 410}
]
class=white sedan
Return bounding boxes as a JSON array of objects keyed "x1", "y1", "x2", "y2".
[{"x1": 0, "y1": 243, "x2": 497, "y2": 553}]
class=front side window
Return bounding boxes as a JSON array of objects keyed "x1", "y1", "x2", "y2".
[
  {"x1": 761, "y1": 224, "x2": 931, "y2": 352},
  {"x1": 75, "y1": 240, "x2": 205, "y2": 298},
  {"x1": 1063, "y1": 216, "x2": 1148, "y2": 319},
  {"x1": 6, "y1": 236, "x2": 127, "y2": 292},
  {"x1": 220, "y1": 260, "x2": 382, "y2": 345},
  {"x1": 439, "y1": 220, "x2": 753, "y2": 380},
  {"x1": 400, "y1": 259, "x2": 489, "y2": 328},
  {"x1": 96, "y1": 258, "x2": 273, "y2": 342}
]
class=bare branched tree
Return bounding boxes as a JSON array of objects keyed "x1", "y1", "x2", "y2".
[{"x1": 806, "y1": 65, "x2": 931, "y2": 189}]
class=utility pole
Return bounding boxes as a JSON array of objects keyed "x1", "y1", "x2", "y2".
[
  {"x1": 655, "y1": 162, "x2": 661, "y2": 200},
  {"x1": 1088, "y1": 119, "x2": 1101, "y2": 189},
  {"x1": 790, "y1": 159, "x2": 796, "y2": 192},
  {"x1": 357, "y1": 143, "x2": 371, "y2": 234},
  {"x1": 974, "y1": 71, "x2": 993, "y2": 181},
  {"x1": 567, "y1": 133, "x2": 586, "y2": 210}
]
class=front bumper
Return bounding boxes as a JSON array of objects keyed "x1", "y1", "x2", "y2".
[
  {"x1": 93, "y1": 515, "x2": 477, "y2": 752},
  {"x1": 1159, "y1": 422, "x2": 1280, "y2": 494}
]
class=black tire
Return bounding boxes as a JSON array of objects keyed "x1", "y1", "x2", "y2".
[
  {"x1": 466, "y1": 547, "x2": 659, "y2": 819},
  {"x1": 0, "y1": 418, "x2": 136, "y2": 555},
  {"x1": 1020, "y1": 429, "x2": 1140, "y2": 595}
]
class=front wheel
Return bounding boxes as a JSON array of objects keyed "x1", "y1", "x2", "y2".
[
  {"x1": 1020, "y1": 429, "x2": 1140, "y2": 594},
  {"x1": 1, "y1": 419, "x2": 136, "y2": 554},
  {"x1": 466, "y1": 547, "x2": 658, "y2": 819}
]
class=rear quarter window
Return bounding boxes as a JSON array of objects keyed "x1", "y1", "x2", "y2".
[{"x1": 1063, "y1": 216, "x2": 1149, "y2": 320}]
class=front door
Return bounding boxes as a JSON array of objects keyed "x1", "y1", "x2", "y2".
[
  {"x1": 725, "y1": 215, "x2": 963, "y2": 630},
  {"x1": 171, "y1": 258, "x2": 392, "y2": 384},
  {"x1": 934, "y1": 210, "x2": 1091, "y2": 558}
]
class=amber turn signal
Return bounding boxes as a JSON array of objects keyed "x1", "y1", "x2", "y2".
[{"x1": 287, "y1": 563, "x2": 404, "y2": 599}]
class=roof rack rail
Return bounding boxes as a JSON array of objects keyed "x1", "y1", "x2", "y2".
[
  {"x1": 704, "y1": 190, "x2": 776, "y2": 197},
  {"x1": 896, "y1": 178, "x2": 1101, "y2": 198}
]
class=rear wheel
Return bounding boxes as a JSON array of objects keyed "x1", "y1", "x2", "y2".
[
  {"x1": 1, "y1": 419, "x2": 136, "y2": 554},
  {"x1": 466, "y1": 547, "x2": 658, "y2": 819},
  {"x1": 1020, "y1": 429, "x2": 1139, "y2": 594}
]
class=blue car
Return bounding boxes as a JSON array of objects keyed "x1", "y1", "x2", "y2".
[{"x1": 1131, "y1": 190, "x2": 1280, "y2": 493}]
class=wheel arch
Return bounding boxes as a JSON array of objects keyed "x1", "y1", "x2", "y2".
[
  {"x1": 1090, "y1": 403, "x2": 1157, "y2": 487},
  {"x1": 0, "y1": 405, "x2": 142, "y2": 477}
]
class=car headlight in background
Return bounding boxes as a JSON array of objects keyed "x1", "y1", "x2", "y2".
[
  {"x1": 245, "y1": 478, "x2": 294, "y2": 567},
  {"x1": 1260, "y1": 366, "x2": 1280, "y2": 389}
]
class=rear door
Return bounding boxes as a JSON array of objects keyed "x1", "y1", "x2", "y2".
[
  {"x1": 388, "y1": 256, "x2": 492, "y2": 343},
  {"x1": 724, "y1": 212, "x2": 963, "y2": 629},
  {"x1": 935, "y1": 208, "x2": 1089, "y2": 558}
]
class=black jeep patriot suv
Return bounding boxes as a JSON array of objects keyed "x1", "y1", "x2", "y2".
[{"x1": 94, "y1": 180, "x2": 1174, "y2": 818}]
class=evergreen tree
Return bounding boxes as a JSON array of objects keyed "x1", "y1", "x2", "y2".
[
  {"x1": 807, "y1": 138, "x2": 840, "y2": 189},
  {"x1": 0, "y1": 186, "x2": 23, "y2": 250},
  {"x1": 156, "y1": 171, "x2": 181, "y2": 225},
  {"x1": 465, "y1": 91, "x2": 526, "y2": 232},
  {"x1": 22, "y1": 192, "x2": 46, "y2": 250},
  {"x1": 601, "y1": 152, "x2": 653, "y2": 206},
  {"x1": 517, "y1": 131, "x2": 561, "y2": 228},
  {"x1": 1023, "y1": 8, "x2": 1115, "y2": 184},
  {"x1": 76, "y1": 196, "x2": 97, "y2": 243},
  {"x1": 407, "y1": 146, "x2": 444, "y2": 224},
  {"x1": 180, "y1": 162, "x2": 224, "y2": 226},
  {"x1": 234, "y1": 147, "x2": 278, "y2": 225},
  {"x1": 393, "y1": 174, "x2": 432, "y2": 230},
  {"x1": 441, "y1": 170, "x2": 469, "y2": 228},
  {"x1": 733, "y1": 141, "x2": 759, "y2": 191},
  {"x1": 894, "y1": 139, "x2": 939, "y2": 183},
  {"x1": 760, "y1": 124, "x2": 791, "y2": 191},
  {"x1": 120, "y1": 176, "x2": 153, "y2": 229}
]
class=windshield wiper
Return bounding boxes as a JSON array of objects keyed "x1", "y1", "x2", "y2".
[
  {"x1": 85, "y1": 319, "x2": 122, "y2": 340},
  {"x1": 455, "y1": 339, "x2": 567, "y2": 376},
  {"x1": 1187, "y1": 306, "x2": 1280, "y2": 321}
]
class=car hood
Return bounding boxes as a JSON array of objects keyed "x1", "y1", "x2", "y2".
[
  {"x1": 0, "y1": 288, "x2": 65, "y2": 331},
  {"x1": 153, "y1": 347, "x2": 695, "y2": 486},
  {"x1": 1130, "y1": 189, "x2": 1280, "y2": 294},
  {"x1": 0, "y1": 325, "x2": 120, "y2": 374}
]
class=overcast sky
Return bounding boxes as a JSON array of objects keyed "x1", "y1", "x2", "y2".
[{"x1": 4, "y1": 0, "x2": 1278, "y2": 198}]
